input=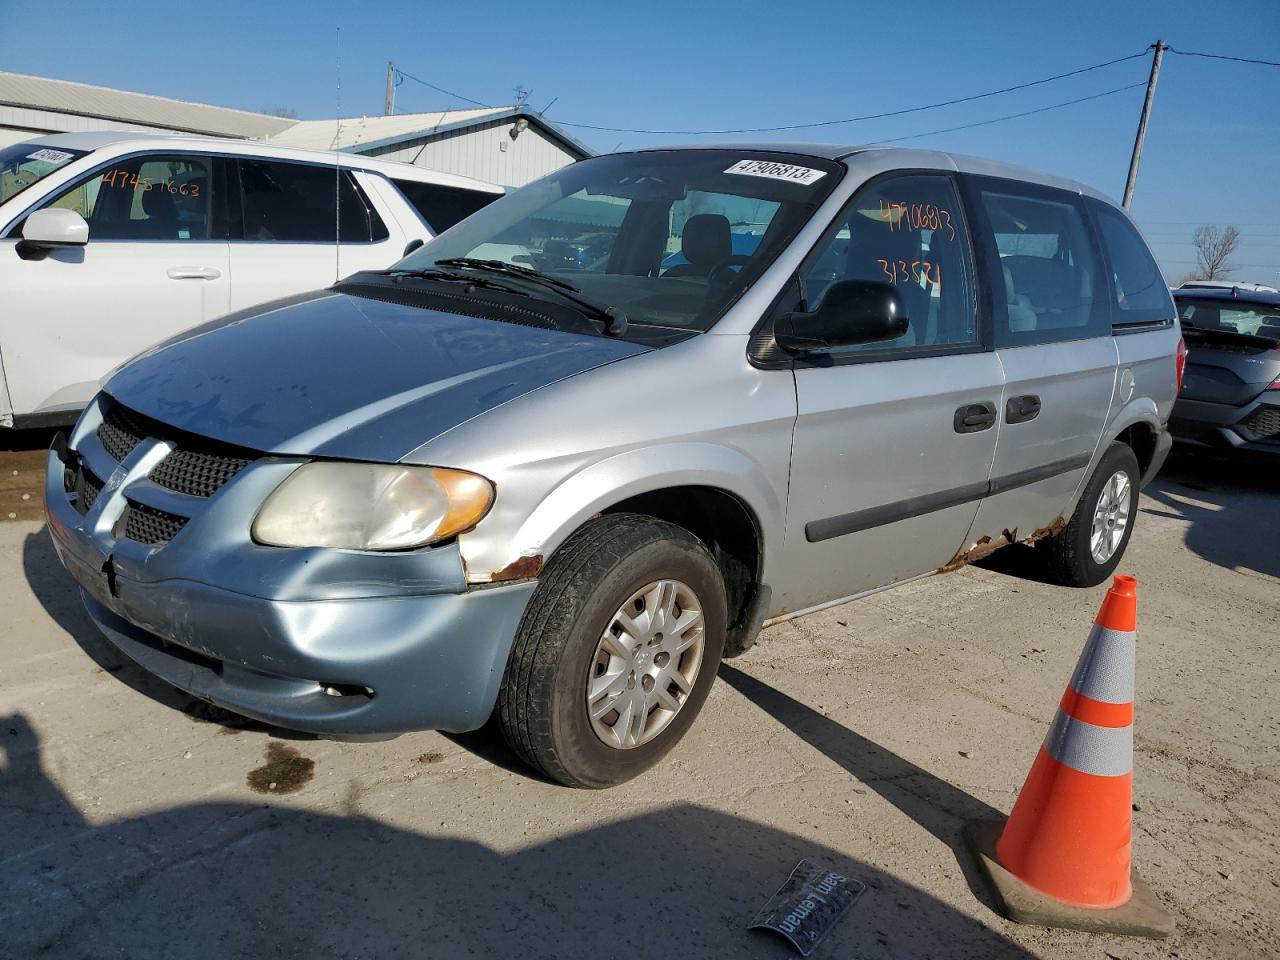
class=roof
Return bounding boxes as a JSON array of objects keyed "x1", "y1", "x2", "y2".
[
  {"x1": 1171, "y1": 286, "x2": 1280, "y2": 307},
  {"x1": 266, "y1": 108, "x2": 509, "y2": 151},
  {"x1": 266, "y1": 106, "x2": 593, "y2": 159},
  {"x1": 0, "y1": 70, "x2": 294, "y2": 139},
  {"x1": 625, "y1": 142, "x2": 1105, "y2": 200},
  {"x1": 15, "y1": 131, "x2": 504, "y2": 193}
]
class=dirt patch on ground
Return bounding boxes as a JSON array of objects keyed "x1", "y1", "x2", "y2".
[
  {"x1": 246, "y1": 742, "x2": 316, "y2": 795},
  {"x1": 1, "y1": 449, "x2": 48, "y2": 522}
]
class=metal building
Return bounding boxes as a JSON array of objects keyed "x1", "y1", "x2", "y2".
[
  {"x1": 0, "y1": 71, "x2": 294, "y2": 147},
  {"x1": 266, "y1": 109, "x2": 591, "y2": 188},
  {"x1": 0, "y1": 71, "x2": 590, "y2": 187}
]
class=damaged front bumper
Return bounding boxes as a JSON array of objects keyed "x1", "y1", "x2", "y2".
[{"x1": 44, "y1": 410, "x2": 534, "y2": 736}]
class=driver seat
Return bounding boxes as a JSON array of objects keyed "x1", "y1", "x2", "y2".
[{"x1": 664, "y1": 214, "x2": 731, "y2": 278}]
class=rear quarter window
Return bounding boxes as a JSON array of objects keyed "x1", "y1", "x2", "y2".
[
  {"x1": 391, "y1": 179, "x2": 500, "y2": 233},
  {"x1": 1089, "y1": 199, "x2": 1174, "y2": 326}
]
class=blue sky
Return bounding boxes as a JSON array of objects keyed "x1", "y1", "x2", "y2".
[{"x1": 4, "y1": 0, "x2": 1277, "y2": 282}]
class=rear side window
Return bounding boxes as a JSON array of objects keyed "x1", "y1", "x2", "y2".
[
  {"x1": 44, "y1": 154, "x2": 215, "y2": 241},
  {"x1": 391, "y1": 178, "x2": 498, "y2": 233},
  {"x1": 1089, "y1": 199, "x2": 1174, "y2": 326},
  {"x1": 238, "y1": 159, "x2": 389, "y2": 243},
  {"x1": 974, "y1": 181, "x2": 1106, "y2": 345}
]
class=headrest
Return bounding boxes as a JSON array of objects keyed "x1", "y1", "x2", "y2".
[
  {"x1": 681, "y1": 214, "x2": 731, "y2": 266},
  {"x1": 142, "y1": 186, "x2": 176, "y2": 219}
]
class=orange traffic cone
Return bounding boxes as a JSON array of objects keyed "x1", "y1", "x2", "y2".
[{"x1": 966, "y1": 575, "x2": 1174, "y2": 938}]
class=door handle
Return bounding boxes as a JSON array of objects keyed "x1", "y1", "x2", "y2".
[
  {"x1": 166, "y1": 266, "x2": 221, "y2": 280},
  {"x1": 1006, "y1": 394, "x2": 1042, "y2": 424},
  {"x1": 954, "y1": 401, "x2": 997, "y2": 434}
]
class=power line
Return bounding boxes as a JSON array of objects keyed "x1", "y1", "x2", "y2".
[
  {"x1": 549, "y1": 50, "x2": 1149, "y2": 135},
  {"x1": 393, "y1": 68, "x2": 491, "y2": 109},
  {"x1": 1166, "y1": 47, "x2": 1280, "y2": 68},
  {"x1": 876, "y1": 83, "x2": 1144, "y2": 144}
]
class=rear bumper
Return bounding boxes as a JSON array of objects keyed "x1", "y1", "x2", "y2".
[
  {"x1": 46, "y1": 444, "x2": 536, "y2": 736},
  {"x1": 1170, "y1": 395, "x2": 1280, "y2": 457}
]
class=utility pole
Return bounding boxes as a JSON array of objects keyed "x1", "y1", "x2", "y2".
[
  {"x1": 384, "y1": 61, "x2": 395, "y2": 116},
  {"x1": 1122, "y1": 40, "x2": 1166, "y2": 210}
]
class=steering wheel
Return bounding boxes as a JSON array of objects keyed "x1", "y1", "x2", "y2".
[{"x1": 706, "y1": 254, "x2": 753, "y2": 288}]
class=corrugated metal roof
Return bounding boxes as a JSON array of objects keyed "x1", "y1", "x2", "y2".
[
  {"x1": 267, "y1": 107, "x2": 593, "y2": 161},
  {"x1": 0, "y1": 71, "x2": 295, "y2": 139},
  {"x1": 265, "y1": 109, "x2": 512, "y2": 151}
]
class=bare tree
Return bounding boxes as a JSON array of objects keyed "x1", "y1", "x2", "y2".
[{"x1": 1191, "y1": 225, "x2": 1240, "y2": 281}]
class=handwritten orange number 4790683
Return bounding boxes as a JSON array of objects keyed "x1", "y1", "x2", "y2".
[{"x1": 879, "y1": 199, "x2": 955, "y2": 242}]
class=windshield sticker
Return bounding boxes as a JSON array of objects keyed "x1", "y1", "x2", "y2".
[
  {"x1": 27, "y1": 148, "x2": 75, "y2": 165},
  {"x1": 724, "y1": 159, "x2": 827, "y2": 186}
]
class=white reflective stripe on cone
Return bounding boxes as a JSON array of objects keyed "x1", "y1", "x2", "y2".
[
  {"x1": 1067, "y1": 626, "x2": 1136, "y2": 704},
  {"x1": 1043, "y1": 711, "x2": 1133, "y2": 777}
]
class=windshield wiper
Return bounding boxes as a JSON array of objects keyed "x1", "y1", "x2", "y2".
[
  {"x1": 382, "y1": 266, "x2": 521, "y2": 294},
  {"x1": 435, "y1": 258, "x2": 628, "y2": 336}
]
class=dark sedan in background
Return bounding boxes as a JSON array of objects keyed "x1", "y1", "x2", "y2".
[{"x1": 1170, "y1": 287, "x2": 1280, "y2": 455}]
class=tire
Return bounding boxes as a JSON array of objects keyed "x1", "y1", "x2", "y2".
[
  {"x1": 497, "y1": 513, "x2": 727, "y2": 788},
  {"x1": 1038, "y1": 442, "x2": 1141, "y2": 587}
]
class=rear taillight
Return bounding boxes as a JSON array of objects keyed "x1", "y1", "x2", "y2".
[{"x1": 1175, "y1": 336, "x2": 1188, "y2": 394}]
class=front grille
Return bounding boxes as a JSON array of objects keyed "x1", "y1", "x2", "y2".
[
  {"x1": 80, "y1": 469, "x2": 103, "y2": 513},
  {"x1": 123, "y1": 501, "x2": 189, "y2": 545},
  {"x1": 98, "y1": 403, "x2": 150, "y2": 463},
  {"x1": 1237, "y1": 406, "x2": 1280, "y2": 445},
  {"x1": 151, "y1": 449, "x2": 251, "y2": 498}
]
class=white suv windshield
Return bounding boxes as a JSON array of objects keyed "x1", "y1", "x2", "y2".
[
  {"x1": 397, "y1": 150, "x2": 842, "y2": 331},
  {"x1": 0, "y1": 143, "x2": 87, "y2": 206}
]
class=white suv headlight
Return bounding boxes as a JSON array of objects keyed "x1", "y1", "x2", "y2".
[{"x1": 251, "y1": 462, "x2": 494, "y2": 551}]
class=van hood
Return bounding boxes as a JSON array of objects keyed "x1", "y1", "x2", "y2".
[{"x1": 104, "y1": 291, "x2": 649, "y2": 462}]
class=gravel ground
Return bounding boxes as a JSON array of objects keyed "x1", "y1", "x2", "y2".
[{"x1": 0, "y1": 443, "x2": 1276, "y2": 960}]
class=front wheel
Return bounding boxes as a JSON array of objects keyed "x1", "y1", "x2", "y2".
[
  {"x1": 497, "y1": 514, "x2": 727, "y2": 788},
  {"x1": 1038, "y1": 441, "x2": 1140, "y2": 587}
]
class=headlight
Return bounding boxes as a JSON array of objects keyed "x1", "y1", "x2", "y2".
[{"x1": 251, "y1": 462, "x2": 494, "y2": 551}]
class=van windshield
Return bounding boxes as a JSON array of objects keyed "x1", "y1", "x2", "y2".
[
  {"x1": 0, "y1": 143, "x2": 87, "y2": 206},
  {"x1": 395, "y1": 150, "x2": 842, "y2": 331}
]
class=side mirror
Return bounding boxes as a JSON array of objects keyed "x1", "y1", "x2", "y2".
[
  {"x1": 22, "y1": 208, "x2": 89, "y2": 248},
  {"x1": 774, "y1": 280, "x2": 909, "y2": 353},
  {"x1": 402, "y1": 237, "x2": 425, "y2": 257}
]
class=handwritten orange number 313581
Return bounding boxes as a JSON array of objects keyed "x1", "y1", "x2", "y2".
[{"x1": 877, "y1": 259, "x2": 942, "y2": 287}]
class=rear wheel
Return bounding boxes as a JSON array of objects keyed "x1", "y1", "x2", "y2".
[
  {"x1": 1038, "y1": 442, "x2": 1140, "y2": 587},
  {"x1": 497, "y1": 513, "x2": 727, "y2": 788}
]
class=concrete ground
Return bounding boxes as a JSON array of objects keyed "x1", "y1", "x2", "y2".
[{"x1": 1, "y1": 444, "x2": 1276, "y2": 960}]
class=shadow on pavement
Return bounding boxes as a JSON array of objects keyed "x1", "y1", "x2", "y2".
[
  {"x1": 21, "y1": 528, "x2": 307, "y2": 739},
  {"x1": 720, "y1": 665, "x2": 1007, "y2": 917},
  {"x1": 0, "y1": 712, "x2": 1035, "y2": 960},
  {"x1": 1141, "y1": 449, "x2": 1280, "y2": 580}
]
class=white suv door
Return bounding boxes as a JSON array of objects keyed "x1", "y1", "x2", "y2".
[
  {"x1": 225, "y1": 158, "x2": 403, "y2": 311},
  {"x1": 0, "y1": 152, "x2": 230, "y2": 419}
]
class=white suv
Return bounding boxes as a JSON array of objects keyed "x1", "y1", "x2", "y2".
[{"x1": 0, "y1": 132, "x2": 503, "y2": 428}]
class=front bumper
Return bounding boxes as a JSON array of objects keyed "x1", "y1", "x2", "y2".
[
  {"x1": 1170, "y1": 395, "x2": 1280, "y2": 457},
  {"x1": 45, "y1": 406, "x2": 535, "y2": 735}
]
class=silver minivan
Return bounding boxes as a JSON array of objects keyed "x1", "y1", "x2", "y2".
[{"x1": 45, "y1": 145, "x2": 1180, "y2": 787}]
